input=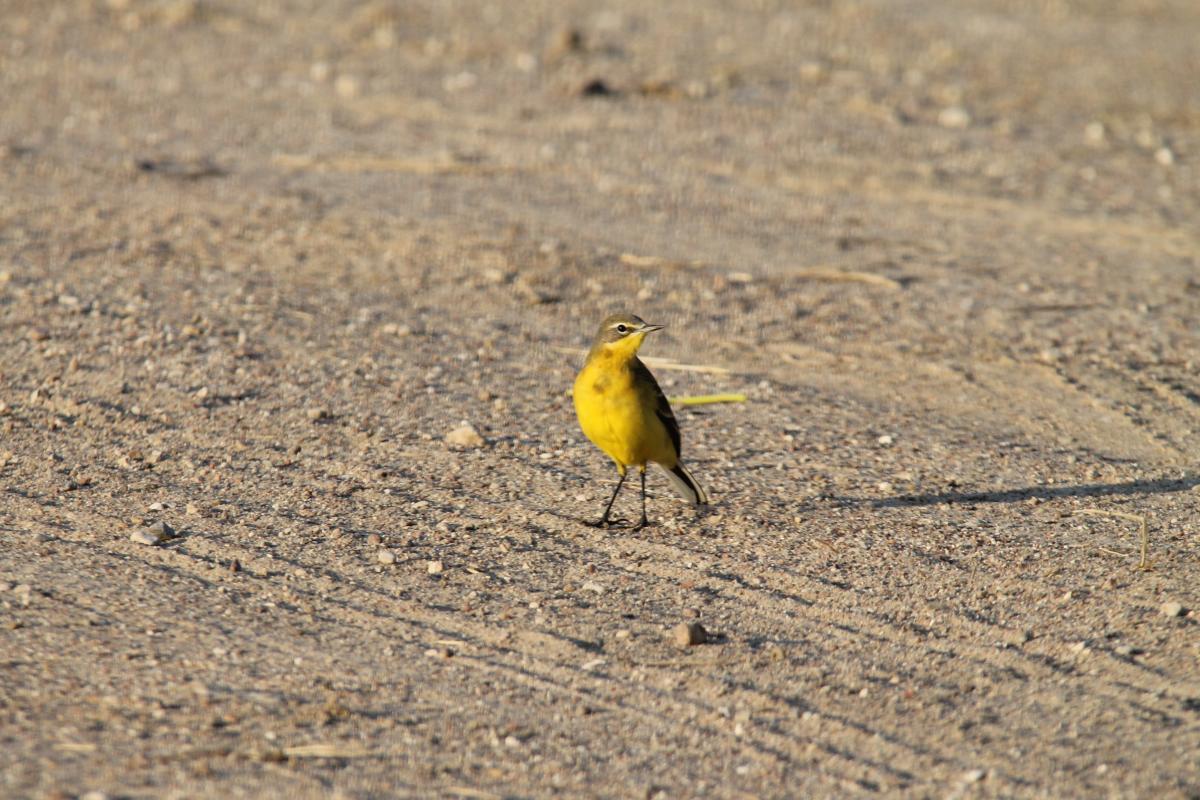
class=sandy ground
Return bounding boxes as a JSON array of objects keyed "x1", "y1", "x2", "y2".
[{"x1": 2, "y1": 1, "x2": 1200, "y2": 797}]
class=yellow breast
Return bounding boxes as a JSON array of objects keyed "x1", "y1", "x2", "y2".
[{"x1": 573, "y1": 357, "x2": 675, "y2": 469}]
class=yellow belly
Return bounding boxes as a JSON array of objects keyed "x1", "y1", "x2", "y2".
[{"x1": 573, "y1": 360, "x2": 676, "y2": 470}]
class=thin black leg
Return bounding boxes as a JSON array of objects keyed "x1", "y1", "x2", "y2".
[
  {"x1": 588, "y1": 471, "x2": 627, "y2": 528},
  {"x1": 632, "y1": 468, "x2": 649, "y2": 530}
]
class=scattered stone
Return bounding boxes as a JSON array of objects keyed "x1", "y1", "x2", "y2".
[
  {"x1": 130, "y1": 529, "x2": 162, "y2": 546},
  {"x1": 1161, "y1": 601, "x2": 1185, "y2": 618},
  {"x1": 964, "y1": 769, "x2": 986, "y2": 783},
  {"x1": 938, "y1": 106, "x2": 971, "y2": 129},
  {"x1": 79, "y1": 792, "x2": 110, "y2": 800},
  {"x1": 427, "y1": 560, "x2": 445, "y2": 575},
  {"x1": 877, "y1": 434, "x2": 894, "y2": 445},
  {"x1": 544, "y1": 27, "x2": 583, "y2": 62},
  {"x1": 582, "y1": 581, "x2": 605, "y2": 594},
  {"x1": 1006, "y1": 628, "x2": 1033, "y2": 646},
  {"x1": 1155, "y1": 147, "x2": 1175, "y2": 166},
  {"x1": 580, "y1": 78, "x2": 615, "y2": 97},
  {"x1": 514, "y1": 52, "x2": 537, "y2": 72},
  {"x1": 148, "y1": 501, "x2": 165, "y2": 512},
  {"x1": 425, "y1": 647, "x2": 454, "y2": 659},
  {"x1": 445, "y1": 423, "x2": 484, "y2": 448},
  {"x1": 130, "y1": 520, "x2": 174, "y2": 545},
  {"x1": 367, "y1": 533, "x2": 382, "y2": 546},
  {"x1": 334, "y1": 74, "x2": 360, "y2": 98},
  {"x1": 307, "y1": 407, "x2": 331, "y2": 421},
  {"x1": 377, "y1": 548, "x2": 397, "y2": 565},
  {"x1": 672, "y1": 621, "x2": 708, "y2": 647},
  {"x1": 443, "y1": 71, "x2": 478, "y2": 92},
  {"x1": 229, "y1": 559, "x2": 240, "y2": 573}
]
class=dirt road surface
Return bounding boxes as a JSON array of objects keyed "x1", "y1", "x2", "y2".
[{"x1": 2, "y1": 1, "x2": 1199, "y2": 797}]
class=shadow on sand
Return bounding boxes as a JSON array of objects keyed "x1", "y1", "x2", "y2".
[{"x1": 873, "y1": 474, "x2": 1200, "y2": 509}]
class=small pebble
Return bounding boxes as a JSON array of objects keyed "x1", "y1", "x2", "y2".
[
  {"x1": 1161, "y1": 601, "x2": 1185, "y2": 618},
  {"x1": 545, "y1": 27, "x2": 583, "y2": 62},
  {"x1": 377, "y1": 549, "x2": 396, "y2": 565},
  {"x1": 1084, "y1": 121, "x2": 1106, "y2": 144},
  {"x1": 427, "y1": 560, "x2": 444, "y2": 575},
  {"x1": 367, "y1": 533, "x2": 382, "y2": 546},
  {"x1": 443, "y1": 71, "x2": 478, "y2": 92},
  {"x1": 445, "y1": 423, "x2": 485, "y2": 448},
  {"x1": 938, "y1": 106, "x2": 971, "y2": 129},
  {"x1": 129, "y1": 521, "x2": 174, "y2": 545},
  {"x1": 580, "y1": 78, "x2": 614, "y2": 97},
  {"x1": 130, "y1": 529, "x2": 161, "y2": 546},
  {"x1": 964, "y1": 769, "x2": 986, "y2": 783},
  {"x1": 672, "y1": 621, "x2": 708, "y2": 647},
  {"x1": 334, "y1": 74, "x2": 360, "y2": 98},
  {"x1": 1007, "y1": 628, "x2": 1033, "y2": 646}
]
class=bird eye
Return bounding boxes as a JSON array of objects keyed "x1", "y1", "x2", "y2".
[{"x1": 616, "y1": 324, "x2": 628, "y2": 334}]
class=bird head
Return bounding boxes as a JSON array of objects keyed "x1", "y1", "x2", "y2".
[{"x1": 590, "y1": 313, "x2": 664, "y2": 358}]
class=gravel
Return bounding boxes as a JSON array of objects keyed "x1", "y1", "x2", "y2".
[{"x1": 2, "y1": 2, "x2": 1198, "y2": 798}]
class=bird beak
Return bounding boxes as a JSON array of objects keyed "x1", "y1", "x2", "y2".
[{"x1": 640, "y1": 323, "x2": 665, "y2": 334}]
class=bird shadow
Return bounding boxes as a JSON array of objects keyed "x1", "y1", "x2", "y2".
[{"x1": 869, "y1": 474, "x2": 1200, "y2": 509}]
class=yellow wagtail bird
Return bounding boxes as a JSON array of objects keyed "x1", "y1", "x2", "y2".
[{"x1": 573, "y1": 313, "x2": 708, "y2": 529}]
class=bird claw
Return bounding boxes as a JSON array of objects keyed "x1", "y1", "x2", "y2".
[
  {"x1": 630, "y1": 517, "x2": 651, "y2": 531},
  {"x1": 587, "y1": 517, "x2": 630, "y2": 529}
]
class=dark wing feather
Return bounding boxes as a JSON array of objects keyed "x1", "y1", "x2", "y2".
[{"x1": 633, "y1": 357, "x2": 681, "y2": 458}]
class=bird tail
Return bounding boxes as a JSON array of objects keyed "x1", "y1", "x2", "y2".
[{"x1": 662, "y1": 462, "x2": 708, "y2": 506}]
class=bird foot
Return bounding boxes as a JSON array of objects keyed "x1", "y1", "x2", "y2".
[
  {"x1": 630, "y1": 517, "x2": 651, "y2": 531},
  {"x1": 587, "y1": 517, "x2": 630, "y2": 529}
]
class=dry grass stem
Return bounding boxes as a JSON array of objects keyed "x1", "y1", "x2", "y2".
[
  {"x1": 272, "y1": 153, "x2": 513, "y2": 176},
  {"x1": 793, "y1": 266, "x2": 903, "y2": 289},
  {"x1": 282, "y1": 743, "x2": 372, "y2": 758},
  {"x1": 669, "y1": 393, "x2": 747, "y2": 406},
  {"x1": 1074, "y1": 510, "x2": 1152, "y2": 570}
]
